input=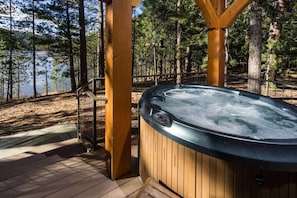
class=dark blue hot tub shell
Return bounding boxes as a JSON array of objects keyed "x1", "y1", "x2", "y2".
[{"x1": 139, "y1": 84, "x2": 297, "y2": 171}]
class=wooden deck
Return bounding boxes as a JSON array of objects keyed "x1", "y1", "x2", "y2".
[{"x1": 0, "y1": 124, "x2": 143, "y2": 198}]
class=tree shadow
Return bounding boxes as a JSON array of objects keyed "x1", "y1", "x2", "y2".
[{"x1": 0, "y1": 93, "x2": 77, "y2": 136}]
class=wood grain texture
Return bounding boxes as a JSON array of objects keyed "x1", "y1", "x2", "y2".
[{"x1": 139, "y1": 118, "x2": 297, "y2": 197}]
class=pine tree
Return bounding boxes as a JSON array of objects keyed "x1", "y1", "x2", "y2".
[
  {"x1": 78, "y1": 0, "x2": 87, "y2": 87},
  {"x1": 248, "y1": 0, "x2": 262, "y2": 94}
]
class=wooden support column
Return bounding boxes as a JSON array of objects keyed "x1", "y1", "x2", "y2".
[
  {"x1": 208, "y1": 0, "x2": 225, "y2": 87},
  {"x1": 208, "y1": 28, "x2": 225, "y2": 86},
  {"x1": 195, "y1": 0, "x2": 253, "y2": 87},
  {"x1": 105, "y1": 0, "x2": 132, "y2": 180}
]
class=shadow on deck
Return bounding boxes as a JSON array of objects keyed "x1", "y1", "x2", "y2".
[{"x1": 0, "y1": 124, "x2": 142, "y2": 198}]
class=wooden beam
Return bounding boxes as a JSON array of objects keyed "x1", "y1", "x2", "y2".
[
  {"x1": 220, "y1": 0, "x2": 253, "y2": 28},
  {"x1": 105, "y1": 0, "x2": 132, "y2": 180},
  {"x1": 195, "y1": 0, "x2": 219, "y2": 28},
  {"x1": 132, "y1": 0, "x2": 141, "y2": 7},
  {"x1": 195, "y1": 0, "x2": 252, "y2": 86}
]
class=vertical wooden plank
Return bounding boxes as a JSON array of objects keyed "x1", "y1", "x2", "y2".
[
  {"x1": 246, "y1": 164, "x2": 255, "y2": 198},
  {"x1": 166, "y1": 138, "x2": 173, "y2": 188},
  {"x1": 184, "y1": 147, "x2": 196, "y2": 198},
  {"x1": 161, "y1": 135, "x2": 167, "y2": 184},
  {"x1": 252, "y1": 168, "x2": 261, "y2": 198},
  {"x1": 209, "y1": 157, "x2": 217, "y2": 197},
  {"x1": 289, "y1": 173, "x2": 297, "y2": 198},
  {"x1": 139, "y1": 118, "x2": 144, "y2": 181},
  {"x1": 216, "y1": 158, "x2": 225, "y2": 197},
  {"x1": 105, "y1": 0, "x2": 132, "y2": 179},
  {"x1": 224, "y1": 160, "x2": 234, "y2": 198},
  {"x1": 261, "y1": 170, "x2": 270, "y2": 198},
  {"x1": 139, "y1": 118, "x2": 148, "y2": 182},
  {"x1": 201, "y1": 154, "x2": 210, "y2": 198},
  {"x1": 234, "y1": 162, "x2": 242, "y2": 198},
  {"x1": 148, "y1": 123, "x2": 153, "y2": 178},
  {"x1": 270, "y1": 172, "x2": 280, "y2": 198},
  {"x1": 249, "y1": 165, "x2": 257, "y2": 198},
  {"x1": 279, "y1": 172, "x2": 289, "y2": 198},
  {"x1": 171, "y1": 141, "x2": 178, "y2": 193},
  {"x1": 196, "y1": 152, "x2": 202, "y2": 198},
  {"x1": 152, "y1": 127, "x2": 158, "y2": 180},
  {"x1": 177, "y1": 144, "x2": 185, "y2": 196},
  {"x1": 157, "y1": 132, "x2": 163, "y2": 182}
]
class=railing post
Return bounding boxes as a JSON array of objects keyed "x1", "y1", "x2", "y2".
[
  {"x1": 77, "y1": 89, "x2": 81, "y2": 142},
  {"x1": 92, "y1": 79, "x2": 97, "y2": 150}
]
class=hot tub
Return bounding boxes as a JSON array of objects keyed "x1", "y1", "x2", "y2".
[{"x1": 139, "y1": 84, "x2": 297, "y2": 198}]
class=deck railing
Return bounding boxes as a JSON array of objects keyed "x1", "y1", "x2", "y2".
[{"x1": 77, "y1": 78, "x2": 106, "y2": 150}]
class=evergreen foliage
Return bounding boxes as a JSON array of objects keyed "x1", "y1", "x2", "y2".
[{"x1": 0, "y1": 0, "x2": 296, "y2": 99}]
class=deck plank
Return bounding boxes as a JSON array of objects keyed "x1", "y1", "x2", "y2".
[{"x1": 0, "y1": 124, "x2": 143, "y2": 198}]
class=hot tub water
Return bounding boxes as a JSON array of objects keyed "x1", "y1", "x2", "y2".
[{"x1": 150, "y1": 87, "x2": 297, "y2": 140}]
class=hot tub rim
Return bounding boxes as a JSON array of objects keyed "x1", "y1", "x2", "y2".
[{"x1": 139, "y1": 84, "x2": 297, "y2": 171}]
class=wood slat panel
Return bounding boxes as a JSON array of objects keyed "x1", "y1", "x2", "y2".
[
  {"x1": 139, "y1": 118, "x2": 297, "y2": 198},
  {"x1": 289, "y1": 173, "x2": 297, "y2": 197},
  {"x1": 139, "y1": 118, "x2": 146, "y2": 182},
  {"x1": 184, "y1": 147, "x2": 196, "y2": 198},
  {"x1": 262, "y1": 170, "x2": 271, "y2": 198},
  {"x1": 224, "y1": 160, "x2": 234, "y2": 198},
  {"x1": 209, "y1": 156, "x2": 216, "y2": 197},
  {"x1": 177, "y1": 144, "x2": 185, "y2": 196},
  {"x1": 216, "y1": 158, "x2": 225, "y2": 197},
  {"x1": 234, "y1": 162, "x2": 242, "y2": 197},
  {"x1": 201, "y1": 155, "x2": 210, "y2": 198},
  {"x1": 171, "y1": 141, "x2": 178, "y2": 193},
  {"x1": 152, "y1": 129, "x2": 158, "y2": 180},
  {"x1": 148, "y1": 123, "x2": 154, "y2": 178},
  {"x1": 242, "y1": 163, "x2": 252, "y2": 198},
  {"x1": 161, "y1": 135, "x2": 167, "y2": 184},
  {"x1": 157, "y1": 132, "x2": 163, "y2": 181},
  {"x1": 271, "y1": 172, "x2": 280, "y2": 198},
  {"x1": 166, "y1": 138, "x2": 173, "y2": 188},
  {"x1": 279, "y1": 173, "x2": 289, "y2": 198},
  {"x1": 196, "y1": 152, "x2": 202, "y2": 198}
]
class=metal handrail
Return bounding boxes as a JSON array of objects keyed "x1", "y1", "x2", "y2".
[{"x1": 77, "y1": 78, "x2": 106, "y2": 150}]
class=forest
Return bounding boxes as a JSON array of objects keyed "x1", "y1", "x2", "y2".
[{"x1": 0, "y1": 0, "x2": 296, "y2": 101}]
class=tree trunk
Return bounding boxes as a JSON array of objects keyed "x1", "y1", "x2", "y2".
[
  {"x1": 176, "y1": 0, "x2": 182, "y2": 84},
  {"x1": 224, "y1": 28, "x2": 229, "y2": 87},
  {"x1": 66, "y1": 0, "x2": 77, "y2": 91},
  {"x1": 79, "y1": 0, "x2": 88, "y2": 87},
  {"x1": 8, "y1": 0, "x2": 13, "y2": 101},
  {"x1": 98, "y1": 1, "x2": 105, "y2": 78},
  {"x1": 158, "y1": 39, "x2": 164, "y2": 79},
  {"x1": 185, "y1": 46, "x2": 192, "y2": 74},
  {"x1": 265, "y1": 0, "x2": 285, "y2": 93},
  {"x1": 32, "y1": 0, "x2": 37, "y2": 98},
  {"x1": 248, "y1": 0, "x2": 262, "y2": 94}
]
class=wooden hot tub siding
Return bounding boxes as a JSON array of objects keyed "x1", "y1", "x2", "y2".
[{"x1": 139, "y1": 117, "x2": 297, "y2": 198}]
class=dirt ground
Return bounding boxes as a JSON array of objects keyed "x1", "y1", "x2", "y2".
[
  {"x1": 0, "y1": 92, "x2": 78, "y2": 136},
  {"x1": 0, "y1": 91, "x2": 144, "y2": 137},
  {"x1": 0, "y1": 81, "x2": 296, "y2": 137}
]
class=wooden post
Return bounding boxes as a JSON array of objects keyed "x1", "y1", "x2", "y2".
[
  {"x1": 195, "y1": 0, "x2": 253, "y2": 87},
  {"x1": 105, "y1": 0, "x2": 132, "y2": 180},
  {"x1": 208, "y1": 0, "x2": 225, "y2": 86},
  {"x1": 208, "y1": 28, "x2": 225, "y2": 86}
]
